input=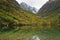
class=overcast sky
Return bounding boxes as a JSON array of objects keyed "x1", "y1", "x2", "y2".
[{"x1": 16, "y1": 0, "x2": 49, "y2": 10}]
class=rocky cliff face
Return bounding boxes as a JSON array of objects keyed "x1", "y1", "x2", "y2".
[
  {"x1": 38, "y1": 0, "x2": 60, "y2": 17},
  {"x1": 20, "y1": 2, "x2": 37, "y2": 13}
]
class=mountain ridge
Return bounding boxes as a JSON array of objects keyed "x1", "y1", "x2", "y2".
[
  {"x1": 38, "y1": 0, "x2": 60, "y2": 17},
  {"x1": 20, "y1": 2, "x2": 37, "y2": 13}
]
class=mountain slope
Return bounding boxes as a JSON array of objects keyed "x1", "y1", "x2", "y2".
[
  {"x1": 0, "y1": 0, "x2": 43, "y2": 28},
  {"x1": 38, "y1": 0, "x2": 60, "y2": 17},
  {"x1": 37, "y1": 0, "x2": 60, "y2": 30}
]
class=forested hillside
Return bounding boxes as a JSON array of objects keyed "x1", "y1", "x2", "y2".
[{"x1": 0, "y1": 0, "x2": 44, "y2": 30}]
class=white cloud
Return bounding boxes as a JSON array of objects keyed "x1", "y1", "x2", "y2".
[{"x1": 16, "y1": 0, "x2": 49, "y2": 9}]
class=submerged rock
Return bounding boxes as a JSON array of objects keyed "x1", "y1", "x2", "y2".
[{"x1": 30, "y1": 35, "x2": 40, "y2": 40}]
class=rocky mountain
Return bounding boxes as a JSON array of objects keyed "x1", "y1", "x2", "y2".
[
  {"x1": 20, "y1": 2, "x2": 37, "y2": 13},
  {"x1": 38, "y1": 0, "x2": 60, "y2": 17}
]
